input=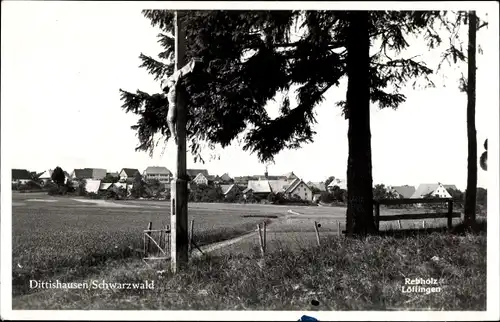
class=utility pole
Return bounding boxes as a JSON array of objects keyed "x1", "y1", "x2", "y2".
[{"x1": 171, "y1": 10, "x2": 189, "y2": 273}]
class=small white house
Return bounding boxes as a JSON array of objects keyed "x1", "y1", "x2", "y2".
[
  {"x1": 327, "y1": 178, "x2": 347, "y2": 191},
  {"x1": 192, "y1": 172, "x2": 209, "y2": 185},
  {"x1": 284, "y1": 178, "x2": 313, "y2": 202},
  {"x1": 410, "y1": 183, "x2": 456, "y2": 199},
  {"x1": 38, "y1": 170, "x2": 53, "y2": 186},
  {"x1": 119, "y1": 168, "x2": 140, "y2": 182}
]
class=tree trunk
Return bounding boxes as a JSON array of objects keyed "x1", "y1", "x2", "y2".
[
  {"x1": 345, "y1": 11, "x2": 376, "y2": 236},
  {"x1": 464, "y1": 11, "x2": 477, "y2": 229}
]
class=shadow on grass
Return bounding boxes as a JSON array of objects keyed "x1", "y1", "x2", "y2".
[{"x1": 376, "y1": 219, "x2": 487, "y2": 239}]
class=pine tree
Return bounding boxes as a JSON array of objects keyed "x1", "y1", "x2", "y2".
[
  {"x1": 51, "y1": 166, "x2": 66, "y2": 187},
  {"x1": 121, "y1": 10, "x2": 442, "y2": 235}
]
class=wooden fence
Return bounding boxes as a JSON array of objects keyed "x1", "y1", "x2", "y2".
[{"x1": 373, "y1": 198, "x2": 462, "y2": 231}]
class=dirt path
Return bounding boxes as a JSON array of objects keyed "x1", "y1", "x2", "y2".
[
  {"x1": 191, "y1": 231, "x2": 259, "y2": 258},
  {"x1": 190, "y1": 210, "x2": 298, "y2": 257}
]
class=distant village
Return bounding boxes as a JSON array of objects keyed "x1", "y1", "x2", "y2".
[{"x1": 12, "y1": 165, "x2": 460, "y2": 203}]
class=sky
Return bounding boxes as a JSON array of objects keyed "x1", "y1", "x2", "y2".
[{"x1": 2, "y1": 2, "x2": 498, "y2": 191}]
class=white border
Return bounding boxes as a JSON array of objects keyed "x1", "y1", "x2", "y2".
[{"x1": 1, "y1": 1, "x2": 499, "y2": 321}]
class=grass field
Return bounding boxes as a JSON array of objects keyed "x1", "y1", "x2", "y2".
[
  {"x1": 11, "y1": 192, "x2": 485, "y2": 311},
  {"x1": 12, "y1": 226, "x2": 486, "y2": 310},
  {"x1": 11, "y1": 193, "x2": 287, "y2": 296}
]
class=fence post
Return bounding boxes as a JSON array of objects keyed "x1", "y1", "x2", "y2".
[
  {"x1": 159, "y1": 227, "x2": 164, "y2": 251},
  {"x1": 143, "y1": 230, "x2": 147, "y2": 257},
  {"x1": 263, "y1": 221, "x2": 267, "y2": 253},
  {"x1": 447, "y1": 199, "x2": 453, "y2": 231},
  {"x1": 257, "y1": 224, "x2": 265, "y2": 258},
  {"x1": 374, "y1": 201, "x2": 380, "y2": 232},
  {"x1": 337, "y1": 221, "x2": 341, "y2": 237},
  {"x1": 422, "y1": 220, "x2": 426, "y2": 229},
  {"x1": 189, "y1": 219, "x2": 194, "y2": 253},
  {"x1": 398, "y1": 220, "x2": 402, "y2": 229},
  {"x1": 314, "y1": 221, "x2": 321, "y2": 247},
  {"x1": 165, "y1": 224, "x2": 170, "y2": 257},
  {"x1": 146, "y1": 221, "x2": 152, "y2": 256}
]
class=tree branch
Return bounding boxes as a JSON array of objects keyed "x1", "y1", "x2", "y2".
[{"x1": 477, "y1": 21, "x2": 488, "y2": 31}]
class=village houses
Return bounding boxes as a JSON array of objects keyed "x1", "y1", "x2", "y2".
[
  {"x1": 410, "y1": 183, "x2": 457, "y2": 199},
  {"x1": 243, "y1": 171, "x2": 313, "y2": 202},
  {"x1": 142, "y1": 166, "x2": 172, "y2": 184},
  {"x1": 118, "y1": 168, "x2": 140, "y2": 183}
]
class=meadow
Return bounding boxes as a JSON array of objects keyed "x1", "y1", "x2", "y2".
[
  {"x1": 13, "y1": 226, "x2": 486, "y2": 311},
  {"x1": 11, "y1": 192, "x2": 486, "y2": 311},
  {"x1": 11, "y1": 193, "x2": 285, "y2": 296}
]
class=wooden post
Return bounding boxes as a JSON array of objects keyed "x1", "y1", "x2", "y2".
[
  {"x1": 447, "y1": 200, "x2": 453, "y2": 230},
  {"x1": 263, "y1": 221, "x2": 267, "y2": 253},
  {"x1": 165, "y1": 224, "x2": 170, "y2": 256},
  {"x1": 159, "y1": 227, "x2": 163, "y2": 252},
  {"x1": 143, "y1": 230, "x2": 147, "y2": 257},
  {"x1": 146, "y1": 222, "x2": 152, "y2": 256},
  {"x1": 422, "y1": 220, "x2": 426, "y2": 229},
  {"x1": 171, "y1": 10, "x2": 189, "y2": 273},
  {"x1": 398, "y1": 220, "x2": 402, "y2": 229},
  {"x1": 189, "y1": 219, "x2": 194, "y2": 253},
  {"x1": 374, "y1": 201, "x2": 380, "y2": 232},
  {"x1": 314, "y1": 221, "x2": 321, "y2": 247},
  {"x1": 337, "y1": 221, "x2": 341, "y2": 236},
  {"x1": 257, "y1": 224, "x2": 265, "y2": 258}
]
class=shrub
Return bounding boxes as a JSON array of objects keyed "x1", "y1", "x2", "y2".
[
  {"x1": 19, "y1": 180, "x2": 42, "y2": 192},
  {"x1": 189, "y1": 184, "x2": 223, "y2": 202},
  {"x1": 319, "y1": 191, "x2": 334, "y2": 203},
  {"x1": 87, "y1": 192, "x2": 102, "y2": 199},
  {"x1": 48, "y1": 186, "x2": 60, "y2": 195}
]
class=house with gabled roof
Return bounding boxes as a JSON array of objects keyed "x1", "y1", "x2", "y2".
[
  {"x1": 143, "y1": 166, "x2": 172, "y2": 184},
  {"x1": 71, "y1": 168, "x2": 93, "y2": 180},
  {"x1": 388, "y1": 185, "x2": 416, "y2": 199},
  {"x1": 12, "y1": 169, "x2": 32, "y2": 184},
  {"x1": 71, "y1": 168, "x2": 106, "y2": 181},
  {"x1": 192, "y1": 171, "x2": 214, "y2": 186},
  {"x1": 283, "y1": 178, "x2": 313, "y2": 201},
  {"x1": 410, "y1": 183, "x2": 456, "y2": 199},
  {"x1": 187, "y1": 169, "x2": 209, "y2": 180},
  {"x1": 327, "y1": 178, "x2": 347, "y2": 191},
  {"x1": 186, "y1": 169, "x2": 212, "y2": 185},
  {"x1": 307, "y1": 181, "x2": 327, "y2": 192},
  {"x1": 38, "y1": 169, "x2": 53, "y2": 185},
  {"x1": 220, "y1": 173, "x2": 233, "y2": 183},
  {"x1": 246, "y1": 180, "x2": 272, "y2": 198},
  {"x1": 220, "y1": 184, "x2": 241, "y2": 200},
  {"x1": 119, "y1": 168, "x2": 140, "y2": 182},
  {"x1": 246, "y1": 177, "x2": 313, "y2": 201}
]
